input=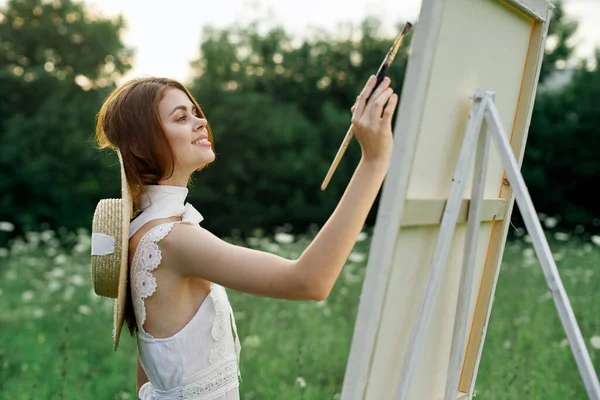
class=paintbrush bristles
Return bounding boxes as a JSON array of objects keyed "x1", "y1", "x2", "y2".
[{"x1": 388, "y1": 22, "x2": 412, "y2": 62}]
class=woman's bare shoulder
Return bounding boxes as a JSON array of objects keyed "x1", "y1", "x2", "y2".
[{"x1": 128, "y1": 217, "x2": 181, "y2": 265}]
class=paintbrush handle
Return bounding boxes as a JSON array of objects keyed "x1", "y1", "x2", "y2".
[
  {"x1": 321, "y1": 22, "x2": 412, "y2": 191},
  {"x1": 321, "y1": 124, "x2": 354, "y2": 191}
]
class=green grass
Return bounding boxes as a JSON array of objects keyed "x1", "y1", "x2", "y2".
[{"x1": 0, "y1": 226, "x2": 598, "y2": 399}]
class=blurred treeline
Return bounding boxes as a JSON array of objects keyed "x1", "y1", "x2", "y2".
[{"x1": 0, "y1": 0, "x2": 598, "y2": 244}]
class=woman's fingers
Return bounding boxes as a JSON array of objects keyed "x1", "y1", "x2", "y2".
[
  {"x1": 364, "y1": 87, "x2": 394, "y2": 125},
  {"x1": 352, "y1": 75, "x2": 376, "y2": 124},
  {"x1": 363, "y1": 77, "x2": 391, "y2": 117},
  {"x1": 382, "y1": 93, "x2": 399, "y2": 125}
]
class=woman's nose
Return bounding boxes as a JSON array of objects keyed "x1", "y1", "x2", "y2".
[{"x1": 194, "y1": 117, "x2": 207, "y2": 130}]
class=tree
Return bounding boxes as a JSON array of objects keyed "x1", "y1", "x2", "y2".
[
  {"x1": 0, "y1": 0, "x2": 133, "y2": 238},
  {"x1": 186, "y1": 17, "x2": 413, "y2": 237},
  {"x1": 538, "y1": 0, "x2": 579, "y2": 84},
  {"x1": 523, "y1": 51, "x2": 600, "y2": 232}
]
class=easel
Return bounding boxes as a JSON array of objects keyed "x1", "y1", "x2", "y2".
[{"x1": 394, "y1": 89, "x2": 600, "y2": 400}]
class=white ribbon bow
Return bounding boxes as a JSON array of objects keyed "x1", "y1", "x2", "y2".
[{"x1": 129, "y1": 186, "x2": 204, "y2": 239}]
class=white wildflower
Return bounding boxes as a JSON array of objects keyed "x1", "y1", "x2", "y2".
[
  {"x1": 544, "y1": 217, "x2": 557, "y2": 228},
  {"x1": 523, "y1": 248, "x2": 535, "y2": 258},
  {"x1": 322, "y1": 307, "x2": 331, "y2": 316},
  {"x1": 21, "y1": 290, "x2": 35, "y2": 302},
  {"x1": 583, "y1": 243, "x2": 593, "y2": 253},
  {"x1": 590, "y1": 336, "x2": 600, "y2": 350},
  {"x1": 40, "y1": 230, "x2": 54, "y2": 243},
  {"x1": 6, "y1": 270, "x2": 16, "y2": 281},
  {"x1": 343, "y1": 270, "x2": 361, "y2": 284},
  {"x1": 0, "y1": 221, "x2": 15, "y2": 232},
  {"x1": 242, "y1": 335, "x2": 261, "y2": 348},
  {"x1": 315, "y1": 300, "x2": 327, "y2": 308},
  {"x1": 71, "y1": 275, "x2": 85, "y2": 286},
  {"x1": 32, "y1": 308, "x2": 45, "y2": 319},
  {"x1": 295, "y1": 376, "x2": 307, "y2": 388},
  {"x1": 45, "y1": 247, "x2": 57, "y2": 257},
  {"x1": 537, "y1": 291, "x2": 552, "y2": 303},
  {"x1": 50, "y1": 267, "x2": 65, "y2": 278},
  {"x1": 274, "y1": 232, "x2": 294, "y2": 244},
  {"x1": 48, "y1": 281, "x2": 61, "y2": 292},
  {"x1": 26, "y1": 257, "x2": 38, "y2": 267},
  {"x1": 54, "y1": 254, "x2": 67, "y2": 265},
  {"x1": 559, "y1": 338, "x2": 569, "y2": 348},
  {"x1": 247, "y1": 237, "x2": 260, "y2": 247},
  {"x1": 348, "y1": 252, "x2": 365, "y2": 263},
  {"x1": 503, "y1": 340, "x2": 511, "y2": 349},
  {"x1": 0, "y1": 248, "x2": 8, "y2": 258},
  {"x1": 73, "y1": 242, "x2": 88, "y2": 253},
  {"x1": 591, "y1": 235, "x2": 600, "y2": 246},
  {"x1": 265, "y1": 242, "x2": 280, "y2": 253},
  {"x1": 25, "y1": 232, "x2": 40, "y2": 246},
  {"x1": 554, "y1": 232, "x2": 569, "y2": 241},
  {"x1": 356, "y1": 231, "x2": 368, "y2": 242},
  {"x1": 78, "y1": 305, "x2": 91, "y2": 315}
]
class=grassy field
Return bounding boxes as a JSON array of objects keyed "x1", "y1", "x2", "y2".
[{"x1": 0, "y1": 225, "x2": 598, "y2": 399}]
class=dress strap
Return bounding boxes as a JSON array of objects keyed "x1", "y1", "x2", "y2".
[{"x1": 130, "y1": 222, "x2": 176, "y2": 335}]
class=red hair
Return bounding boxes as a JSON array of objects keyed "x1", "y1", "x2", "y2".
[
  {"x1": 94, "y1": 77, "x2": 215, "y2": 335},
  {"x1": 95, "y1": 76, "x2": 215, "y2": 213}
]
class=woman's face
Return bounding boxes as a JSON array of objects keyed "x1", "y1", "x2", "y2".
[{"x1": 158, "y1": 87, "x2": 215, "y2": 177}]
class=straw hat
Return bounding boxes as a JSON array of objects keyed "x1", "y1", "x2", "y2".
[{"x1": 90, "y1": 150, "x2": 132, "y2": 351}]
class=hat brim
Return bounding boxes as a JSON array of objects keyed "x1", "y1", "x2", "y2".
[{"x1": 113, "y1": 150, "x2": 132, "y2": 351}]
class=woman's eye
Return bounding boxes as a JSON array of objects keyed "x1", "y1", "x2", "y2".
[{"x1": 177, "y1": 115, "x2": 187, "y2": 122}]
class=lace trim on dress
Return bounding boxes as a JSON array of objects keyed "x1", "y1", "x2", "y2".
[
  {"x1": 131, "y1": 222, "x2": 175, "y2": 333},
  {"x1": 179, "y1": 358, "x2": 239, "y2": 400}
]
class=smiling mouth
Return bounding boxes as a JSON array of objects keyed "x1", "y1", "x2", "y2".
[{"x1": 192, "y1": 138, "x2": 210, "y2": 146}]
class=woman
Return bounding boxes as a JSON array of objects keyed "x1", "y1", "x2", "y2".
[{"x1": 92, "y1": 74, "x2": 398, "y2": 399}]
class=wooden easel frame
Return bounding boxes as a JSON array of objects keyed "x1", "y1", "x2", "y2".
[
  {"x1": 340, "y1": 0, "x2": 565, "y2": 399},
  {"x1": 393, "y1": 90, "x2": 600, "y2": 400}
]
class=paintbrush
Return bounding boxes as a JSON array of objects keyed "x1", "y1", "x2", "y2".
[{"x1": 321, "y1": 21, "x2": 412, "y2": 191}]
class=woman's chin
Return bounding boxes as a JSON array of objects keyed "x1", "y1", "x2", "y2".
[{"x1": 194, "y1": 154, "x2": 215, "y2": 171}]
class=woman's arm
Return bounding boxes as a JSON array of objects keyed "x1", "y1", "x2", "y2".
[
  {"x1": 294, "y1": 156, "x2": 389, "y2": 298},
  {"x1": 162, "y1": 75, "x2": 397, "y2": 300}
]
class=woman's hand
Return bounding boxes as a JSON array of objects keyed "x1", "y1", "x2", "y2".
[{"x1": 350, "y1": 75, "x2": 398, "y2": 163}]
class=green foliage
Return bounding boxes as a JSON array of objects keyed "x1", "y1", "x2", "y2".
[
  {"x1": 0, "y1": 227, "x2": 599, "y2": 398},
  {"x1": 0, "y1": 0, "x2": 132, "y2": 237},
  {"x1": 186, "y1": 18, "x2": 411, "y2": 236},
  {"x1": 523, "y1": 51, "x2": 600, "y2": 230},
  {"x1": 538, "y1": 0, "x2": 579, "y2": 84},
  {"x1": 475, "y1": 234, "x2": 600, "y2": 399},
  {"x1": 0, "y1": 0, "x2": 597, "y2": 240}
]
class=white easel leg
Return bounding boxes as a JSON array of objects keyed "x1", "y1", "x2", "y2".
[{"x1": 485, "y1": 100, "x2": 600, "y2": 400}]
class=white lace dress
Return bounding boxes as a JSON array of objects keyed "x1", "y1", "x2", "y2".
[{"x1": 131, "y1": 221, "x2": 242, "y2": 400}]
